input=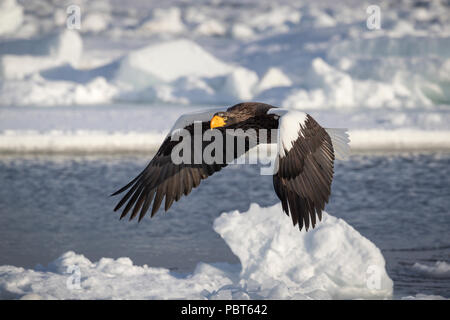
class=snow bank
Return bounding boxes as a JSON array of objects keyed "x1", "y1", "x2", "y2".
[
  {"x1": 0, "y1": 203, "x2": 393, "y2": 300},
  {"x1": 349, "y1": 130, "x2": 450, "y2": 151},
  {"x1": 2, "y1": 129, "x2": 448, "y2": 154},
  {"x1": 412, "y1": 261, "x2": 450, "y2": 279},
  {"x1": 0, "y1": 76, "x2": 117, "y2": 106},
  {"x1": 1, "y1": 105, "x2": 449, "y2": 153},
  {"x1": 0, "y1": 130, "x2": 165, "y2": 154}
]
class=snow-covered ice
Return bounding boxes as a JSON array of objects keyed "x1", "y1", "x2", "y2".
[
  {"x1": 114, "y1": 39, "x2": 232, "y2": 87},
  {"x1": 0, "y1": 0, "x2": 449, "y2": 108},
  {"x1": 0, "y1": 203, "x2": 393, "y2": 300},
  {"x1": 1, "y1": 105, "x2": 448, "y2": 153},
  {"x1": 0, "y1": 30, "x2": 82, "y2": 80},
  {"x1": 0, "y1": 0, "x2": 23, "y2": 36},
  {"x1": 0, "y1": 0, "x2": 448, "y2": 153},
  {"x1": 412, "y1": 261, "x2": 450, "y2": 279}
]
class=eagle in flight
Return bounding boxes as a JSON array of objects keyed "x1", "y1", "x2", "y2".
[{"x1": 112, "y1": 102, "x2": 349, "y2": 231}]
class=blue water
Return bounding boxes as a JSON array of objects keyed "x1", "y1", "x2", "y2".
[{"x1": 0, "y1": 152, "x2": 449, "y2": 299}]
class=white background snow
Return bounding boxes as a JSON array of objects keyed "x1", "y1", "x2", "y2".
[{"x1": 0, "y1": 0, "x2": 449, "y2": 152}]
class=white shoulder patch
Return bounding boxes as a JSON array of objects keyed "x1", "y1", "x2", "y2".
[
  {"x1": 169, "y1": 107, "x2": 227, "y2": 136},
  {"x1": 270, "y1": 108, "x2": 307, "y2": 158}
]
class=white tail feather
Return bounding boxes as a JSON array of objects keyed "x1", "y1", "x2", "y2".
[{"x1": 325, "y1": 128, "x2": 350, "y2": 160}]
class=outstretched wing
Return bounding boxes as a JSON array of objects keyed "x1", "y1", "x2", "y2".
[
  {"x1": 270, "y1": 109, "x2": 348, "y2": 231},
  {"x1": 111, "y1": 107, "x2": 251, "y2": 221}
]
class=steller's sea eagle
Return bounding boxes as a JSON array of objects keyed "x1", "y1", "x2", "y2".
[{"x1": 112, "y1": 102, "x2": 349, "y2": 231}]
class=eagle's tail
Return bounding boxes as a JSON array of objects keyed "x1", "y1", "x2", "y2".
[{"x1": 325, "y1": 128, "x2": 350, "y2": 160}]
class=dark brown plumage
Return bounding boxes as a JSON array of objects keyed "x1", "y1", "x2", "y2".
[
  {"x1": 273, "y1": 114, "x2": 334, "y2": 230},
  {"x1": 112, "y1": 102, "x2": 340, "y2": 231}
]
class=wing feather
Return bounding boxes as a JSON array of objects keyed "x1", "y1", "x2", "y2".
[
  {"x1": 112, "y1": 107, "x2": 254, "y2": 221},
  {"x1": 273, "y1": 113, "x2": 336, "y2": 231}
]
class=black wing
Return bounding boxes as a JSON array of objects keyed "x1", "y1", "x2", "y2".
[
  {"x1": 273, "y1": 114, "x2": 335, "y2": 231},
  {"x1": 112, "y1": 121, "x2": 252, "y2": 221}
]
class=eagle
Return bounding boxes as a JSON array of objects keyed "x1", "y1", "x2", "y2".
[{"x1": 112, "y1": 102, "x2": 349, "y2": 231}]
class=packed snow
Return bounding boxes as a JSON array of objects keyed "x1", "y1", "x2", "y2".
[
  {"x1": 1, "y1": 106, "x2": 448, "y2": 153},
  {"x1": 0, "y1": 203, "x2": 393, "y2": 300}
]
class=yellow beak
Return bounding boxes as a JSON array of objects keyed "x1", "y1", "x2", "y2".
[{"x1": 210, "y1": 115, "x2": 226, "y2": 129}]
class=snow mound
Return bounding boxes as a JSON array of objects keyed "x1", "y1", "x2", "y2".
[
  {"x1": 256, "y1": 67, "x2": 292, "y2": 93},
  {"x1": 213, "y1": 203, "x2": 393, "y2": 299},
  {"x1": 248, "y1": 6, "x2": 301, "y2": 32},
  {"x1": 114, "y1": 39, "x2": 232, "y2": 89},
  {"x1": 195, "y1": 20, "x2": 227, "y2": 36},
  {"x1": 139, "y1": 7, "x2": 185, "y2": 34},
  {"x1": 82, "y1": 13, "x2": 111, "y2": 33},
  {"x1": 282, "y1": 58, "x2": 432, "y2": 109},
  {"x1": 0, "y1": 203, "x2": 393, "y2": 300},
  {"x1": 222, "y1": 67, "x2": 259, "y2": 100},
  {"x1": 0, "y1": 0, "x2": 23, "y2": 35},
  {"x1": 412, "y1": 261, "x2": 450, "y2": 278},
  {"x1": 231, "y1": 24, "x2": 255, "y2": 39},
  {"x1": 0, "y1": 30, "x2": 83, "y2": 80},
  {"x1": 0, "y1": 0, "x2": 23, "y2": 36},
  {"x1": 113, "y1": 39, "x2": 265, "y2": 103}
]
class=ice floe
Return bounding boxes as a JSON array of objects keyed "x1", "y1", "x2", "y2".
[
  {"x1": 0, "y1": 203, "x2": 393, "y2": 300},
  {"x1": 412, "y1": 261, "x2": 450, "y2": 278}
]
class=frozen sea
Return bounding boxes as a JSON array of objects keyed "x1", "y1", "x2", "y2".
[{"x1": 0, "y1": 152, "x2": 448, "y2": 299}]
